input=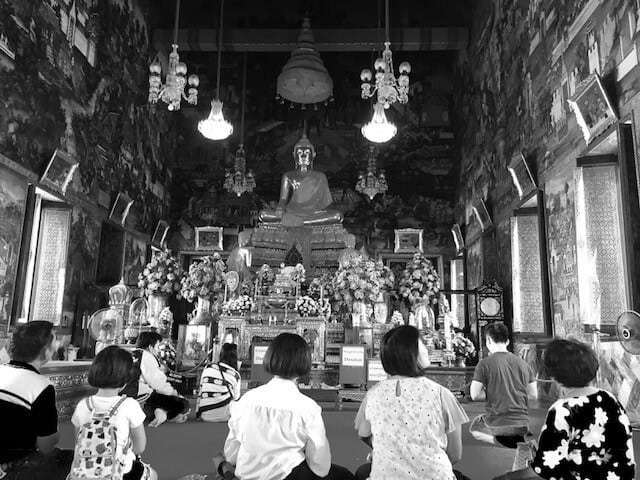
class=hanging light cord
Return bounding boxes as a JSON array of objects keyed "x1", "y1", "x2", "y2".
[
  {"x1": 216, "y1": 0, "x2": 225, "y2": 100},
  {"x1": 385, "y1": 0, "x2": 389, "y2": 43},
  {"x1": 240, "y1": 50, "x2": 247, "y2": 144},
  {"x1": 172, "y1": 0, "x2": 180, "y2": 45}
]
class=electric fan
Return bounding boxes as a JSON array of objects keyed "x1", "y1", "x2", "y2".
[
  {"x1": 88, "y1": 308, "x2": 123, "y2": 355},
  {"x1": 616, "y1": 311, "x2": 640, "y2": 355}
]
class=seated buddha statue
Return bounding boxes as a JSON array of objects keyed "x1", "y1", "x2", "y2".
[
  {"x1": 338, "y1": 233, "x2": 363, "y2": 268},
  {"x1": 259, "y1": 133, "x2": 343, "y2": 227}
]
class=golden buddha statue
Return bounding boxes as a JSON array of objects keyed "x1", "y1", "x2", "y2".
[
  {"x1": 227, "y1": 231, "x2": 252, "y2": 283},
  {"x1": 259, "y1": 133, "x2": 343, "y2": 227}
]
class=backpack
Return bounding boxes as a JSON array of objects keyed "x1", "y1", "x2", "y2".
[
  {"x1": 67, "y1": 396, "x2": 129, "y2": 480},
  {"x1": 120, "y1": 349, "x2": 143, "y2": 398},
  {"x1": 196, "y1": 363, "x2": 237, "y2": 422}
]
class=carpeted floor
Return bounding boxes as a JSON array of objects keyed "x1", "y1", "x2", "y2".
[{"x1": 58, "y1": 400, "x2": 640, "y2": 480}]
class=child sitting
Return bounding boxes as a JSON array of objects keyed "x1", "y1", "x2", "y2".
[
  {"x1": 469, "y1": 322, "x2": 537, "y2": 448},
  {"x1": 69, "y1": 346, "x2": 157, "y2": 480}
]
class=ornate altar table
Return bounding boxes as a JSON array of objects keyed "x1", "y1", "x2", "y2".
[{"x1": 41, "y1": 360, "x2": 95, "y2": 420}]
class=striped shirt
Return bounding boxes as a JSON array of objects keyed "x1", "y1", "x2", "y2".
[{"x1": 197, "y1": 362, "x2": 241, "y2": 421}]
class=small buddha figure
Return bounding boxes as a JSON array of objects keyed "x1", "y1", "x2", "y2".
[
  {"x1": 258, "y1": 133, "x2": 343, "y2": 227},
  {"x1": 338, "y1": 233, "x2": 363, "y2": 268},
  {"x1": 227, "y1": 231, "x2": 252, "y2": 284}
]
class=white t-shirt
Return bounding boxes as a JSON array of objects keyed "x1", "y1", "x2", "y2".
[
  {"x1": 71, "y1": 395, "x2": 146, "y2": 473},
  {"x1": 355, "y1": 376, "x2": 469, "y2": 480},
  {"x1": 224, "y1": 377, "x2": 331, "y2": 480}
]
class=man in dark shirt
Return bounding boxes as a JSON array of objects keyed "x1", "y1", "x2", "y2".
[
  {"x1": 0, "y1": 321, "x2": 72, "y2": 479},
  {"x1": 469, "y1": 322, "x2": 537, "y2": 448}
]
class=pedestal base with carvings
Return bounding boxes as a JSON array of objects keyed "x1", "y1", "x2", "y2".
[{"x1": 41, "y1": 361, "x2": 95, "y2": 420}]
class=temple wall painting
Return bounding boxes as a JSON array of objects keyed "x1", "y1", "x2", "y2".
[
  {"x1": 0, "y1": 0, "x2": 177, "y2": 332},
  {"x1": 453, "y1": 0, "x2": 640, "y2": 417}
]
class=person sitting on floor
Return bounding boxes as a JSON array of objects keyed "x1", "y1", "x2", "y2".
[
  {"x1": 469, "y1": 322, "x2": 537, "y2": 448},
  {"x1": 494, "y1": 338, "x2": 635, "y2": 480},
  {"x1": 132, "y1": 331, "x2": 189, "y2": 427},
  {"x1": 70, "y1": 346, "x2": 157, "y2": 480},
  {"x1": 196, "y1": 343, "x2": 242, "y2": 422},
  {"x1": 0, "y1": 321, "x2": 73, "y2": 480},
  {"x1": 215, "y1": 333, "x2": 356, "y2": 480},
  {"x1": 354, "y1": 325, "x2": 470, "y2": 480}
]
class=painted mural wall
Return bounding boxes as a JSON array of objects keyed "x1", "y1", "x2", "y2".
[
  {"x1": 0, "y1": 0, "x2": 177, "y2": 337},
  {"x1": 452, "y1": 0, "x2": 640, "y2": 417}
]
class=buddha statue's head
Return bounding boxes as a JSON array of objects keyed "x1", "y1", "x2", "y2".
[
  {"x1": 344, "y1": 233, "x2": 356, "y2": 249},
  {"x1": 293, "y1": 133, "x2": 315, "y2": 171},
  {"x1": 238, "y1": 230, "x2": 251, "y2": 247}
]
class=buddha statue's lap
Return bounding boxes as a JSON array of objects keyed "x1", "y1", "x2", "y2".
[{"x1": 258, "y1": 133, "x2": 343, "y2": 227}]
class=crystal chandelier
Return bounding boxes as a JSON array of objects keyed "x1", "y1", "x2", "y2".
[
  {"x1": 148, "y1": 0, "x2": 198, "y2": 111},
  {"x1": 361, "y1": 102, "x2": 397, "y2": 143},
  {"x1": 356, "y1": 146, "x2": 388, "y2": 200},
  {"x1": 224, "y1": 52, "x2": 255, "y2": 196},
  {"x1": 359, "y1": 0, "x2": 410, "y2": 109},
  {"x1": 198, "y1": 0, "x2": 233, "y2": 141}
]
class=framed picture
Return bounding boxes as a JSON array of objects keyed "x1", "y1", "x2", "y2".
[
  {"x1": 451, "y1": 224, "x2": 464, "y2": 253},
  {"x1": 151, "y1": 220, "x2": 169, "y2": 248},
  {"x1": 394, "y1": 228, "x2": 423, "y2": 253},
  {"x1": 472, "y1": 199, "x2": 492, "y2": 232},
  {"x1": 176, "y1": 324, "x2": 213, "y2": 368},
  {"x1": 568, "y1": 73, "x2": 618, "y2": 144},
  {"x1": 109, "y1": 193, "x2": 134, "y2": 227},
  {"x1": 195, "y1": 226, "x2": 223, "y2": 251},
  {"x1": 122, "y1": 233, "x2": 147, "y2": 286},
  {"x1": 381, "y1": 253, "x2": 444, "y2": 283},
  {"x1": 508, "y1": 152, "x2": 537, "y2": 199},
  {"x1": 40, "y1": 149, "x2": 79, "y2": 195}
]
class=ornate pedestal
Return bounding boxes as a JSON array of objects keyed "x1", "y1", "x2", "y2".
[
  {"x1": 252, "y1": 223, "x2": 349, "y2": 269},
  {"x1": 41, "y1": 361, "x2": 95, "y2": 420}
]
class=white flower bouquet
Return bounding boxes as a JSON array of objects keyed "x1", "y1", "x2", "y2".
[
  {"x1": 331, "y1": 257, "x2": 395, "y2": 306},
  {"x1": 180, "y1": 255, "x2": 226, "y2": 303},
  {"x1": 452, "y1": 334, "x2": 476, "y2": 359},
  {"x1": 291, "y1": 263, "x2": 306, "y2": 283},
  {"x1": 295, "y1": 296, "x2": 319, "y2": 317},
  {"x1": 222, "y1": 294, "x2": 255, "y2": 314},
  {"x1": 138, "y1": 250, "x2": 184, "y2": 298},
  {"x1": 397, "y1": 253, "x2": 441, "y2": 306}
]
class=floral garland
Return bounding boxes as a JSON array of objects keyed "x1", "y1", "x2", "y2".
[
  {"x1": 222, "y1": 294, "x2": 255, "y2": 314},
  {"x1": 397, "y1": 253, "x2": 441, "y2": 306},
  {"x1": 331, "y1": 257, "x2": 395, "y2": 307},
  {"x1": 452, "y1": 334, "x2": 476, "y2": 359},
  {"x1": 138, "y1": 250, "x2": 184, "y2": 298},
  {"x1": 180, "y1": 255, "x2": 226, "y2": 303}
]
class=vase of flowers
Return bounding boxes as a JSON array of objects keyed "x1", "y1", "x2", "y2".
[
  {"x1": 295, "y1": 296, "x2": 319, "y2": 317},
  {"x1": 397, "y1": 253, "x2": 441, "y2": 309},
  {"x1": 452, "y1": 334, "x2": 476, "y2": 367},
  {"x1": 138, "y1": 250, "x2": 184, "y2": 327},
  {"x1": 180, "y1": 256, "x2": 226, "y2": 325}
]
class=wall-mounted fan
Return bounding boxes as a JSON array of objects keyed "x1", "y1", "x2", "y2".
[
  {"x1": 88, "y1": 308, "x2": 123, "y2": 355},
  {"x1": 616, "y1": 311, "x2": 640, "y2": 355}
]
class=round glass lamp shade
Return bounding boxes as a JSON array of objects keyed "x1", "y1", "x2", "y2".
[
  {"x1": 361, "y1": 103, "x2": 397, "y2": 143},
  {"x1": 198, "y1": 99, "x2": 233, "y2": 140}
]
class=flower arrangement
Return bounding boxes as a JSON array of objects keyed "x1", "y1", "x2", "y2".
[
  {"x1": 222, "y1": 294, "x2": 255, "y2": 314},
  {"x1": 291, "y1": 263, "x2": 306, "y2": 283},
  {"x1": 452, "y1": 334, "x2": 476, "y2": 359},
  {"x1": 307, "y1": 274, "x2": 334, "y2": 300},
  {"x1": 397, "y1": 253, "x2": 441, "y2": 306},
  {"x1": 138, "y1": 250, "x2": 184, "y2": 298},
  {"x1": 180, "y1": 255, "x2": 226, "y2": 303},
  {"x1": 157, "y1": 340, "x2": 177, "y2": 370},
  {"x1": 295, "y1": 296, "x2": 319, "y2": 317},
  {"x1": 330, "y1": 257, "x2": 395, "y2": 307},
  {"x1": 257, "y1": 264, "x2": 276, "y2": 284}
]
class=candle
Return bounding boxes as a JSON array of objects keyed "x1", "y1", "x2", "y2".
[{"x1": 444, "y1": 312, "x2": 452, "y2": 352}]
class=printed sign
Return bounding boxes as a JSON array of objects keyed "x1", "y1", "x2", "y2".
[
  {"x1": 253, "y1": 345, "x2": 268, "y2": 365},
  {"x1": 367, "y1": 359, "x2": 387, "y2": 383},
  {"x1": 341, "y1": 345, "x2": 366, "y2": 367}
]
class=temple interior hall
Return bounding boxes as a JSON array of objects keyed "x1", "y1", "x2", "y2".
[{"x1": 3, "y1": 0, "x2": 640, "y2": 479}]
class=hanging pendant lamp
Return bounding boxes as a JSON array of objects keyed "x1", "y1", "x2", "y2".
[
  {"x1": 362, "y1": 102, "x2": 397, "y2": 143},
  {"x1": 198, "y1": 0, "x2": 233, "y2": 140}
]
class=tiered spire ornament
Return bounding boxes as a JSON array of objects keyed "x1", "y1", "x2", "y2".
[
  {"x1": 356, "y1": 146, "x2": 388, "y2": 200},
  {"x1": 276, "y1": 17, "x2": 333, "y2": 109}
]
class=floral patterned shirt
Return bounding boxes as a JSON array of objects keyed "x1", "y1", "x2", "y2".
[{"x1": 531, "y1": 389, "x2": 635, "y2": 480}]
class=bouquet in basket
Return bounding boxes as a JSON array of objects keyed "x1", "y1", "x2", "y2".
[
  {"x1": 331, "y1": 257, "x2": 395, "y2": 308},
  {"x1": 295, "y1": 296, "x2": 319, "y2": 317},
  {"x1": 452, "y1": 334, "x2": 476, "y2": 359},
  {"x1": 397, "y1": 253, "x2": 441, "y2": 306},
  {"x1": 138, "y1": 250, "x2": 184, "y2": 298},
  {"x1": 222, "y1": 294, "x2": 255, "y2": 314},
  {"x1": 180, "y1": 255, "x2": 226, "y2": 303}
]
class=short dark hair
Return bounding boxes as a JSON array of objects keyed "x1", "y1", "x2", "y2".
[
  {"x1": 263, "y1": 333, "x2": 311, "y2": 379},
  {"x1": 485, "y1": 322, "x2": 510, "y2": 344},
  {"x1": 380, "y1": 325, "x2": 423, "y2": 377},
  {"x1": 10, "y1": 321, "x2": 55, "y2": 363},
  {"x1": 544, "y1": 338, "x2": 599, "y2": 388},
  {"x1": 88, "y1": 346, "x2": 133, "y2": 389},
  {"x1": 136, "y1": 331, "x2": 163, "y2": 349},
  {"x1": 219, "y1": 343, "x2": 239, "y2": 369}
]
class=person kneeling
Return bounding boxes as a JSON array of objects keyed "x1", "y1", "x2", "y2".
[
  {"x1": 216, "y1": 333, "x2": 355, "y2": 480},
  {"x1": 196, "y1": 343, "x2": 242, "y2": 422},
  {"x1": 127, "y1": 332, "x2": 190, "y2": 427},
  {"x1": 69, "y1": 346, "x2": 157, "y2": 480}
]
